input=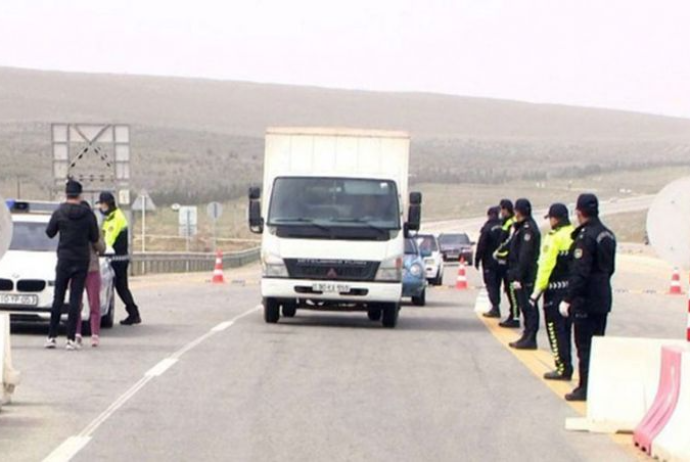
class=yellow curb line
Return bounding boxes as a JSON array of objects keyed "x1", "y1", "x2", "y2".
[{"x1": 477, "y1": 313, "x2": 650, "y2": 461}]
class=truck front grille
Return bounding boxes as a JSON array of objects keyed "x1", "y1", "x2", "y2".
[{"x1": 284, "y1": 259, "x2": 379, "y2": 282}]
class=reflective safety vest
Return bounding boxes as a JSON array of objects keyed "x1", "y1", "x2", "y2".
[
  {"x1": 496, "y1": 216, "x2": 515, "y2": 259},
  {"x1": 103, "y1": 208, "x2": 129, "y2": 256},
  {"x1": 535, "y1": 223, "x2": 574, "y2": 292}
]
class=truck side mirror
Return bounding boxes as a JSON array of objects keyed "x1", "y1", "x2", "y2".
[
  {"x1": 248, "y1": 187, "x2": 264, "y2": 234},
  {"x1": 406, "y1": 191, "x2": 422, "y2": 233}
]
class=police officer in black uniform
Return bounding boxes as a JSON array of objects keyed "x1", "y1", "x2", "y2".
[
  {"x1": 560, "y1": 193, "x2": 616, "y2": 401},
  {"x1": 475, "y1": 206, "x2": 503, "y2": 318},
  {"x1": 495, "y1": 199, "x2": 520, "y2": 328},
  {"x1": 507, "y1": 198, "x2": 541, "y2": 350}
]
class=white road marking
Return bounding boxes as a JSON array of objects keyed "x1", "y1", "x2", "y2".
[
  {"x1": 43, "y1": 305, "x2": 261, "y2": 462},
  {"x1": 145, "y1": 358, "x2": 179, "y2": 377}
]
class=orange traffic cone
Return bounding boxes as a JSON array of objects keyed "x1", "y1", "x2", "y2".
[
  {"x1": 669, "y1": 268, "x2": 682, "y2": 295},
  {"x1": 212, "y1": 250, "x2": 225, "y2": 284},
  {"x1": 456, "y1": 258, "x2": 468, "y2": 290}
]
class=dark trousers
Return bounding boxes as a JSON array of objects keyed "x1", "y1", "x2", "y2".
[
  {"x1": 497, "y1": 264, "x2": 518, "y2": 320},
  {"x1": 482, "y1": 267, "x2": 502, "y2": 311},
  {"x1": 111, "y1": 261, "x2": 140, "y2": 319},
  {"x1": 574, "y1": 312, "x2": 608, "y2": 390},
  {"x1": 49, "y1": 259, "x2": 88, "y2": 341},
  {"x1": 543, "y1": 291, "x2": 573, "y2": 376},
  {"x1": 515, "y1": 283, "x2": 538, "y2": 336}
]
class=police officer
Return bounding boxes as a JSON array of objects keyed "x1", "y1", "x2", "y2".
[
  {"x1": 98, "y1": 192, "x2": 142, "y2": 325},
  {"x1": 531, "y1": 203, "x2": 574, "y2": 380},
  {"x1": 45, "y1": 180, "x2": 100, "y2": 349},
  {"x1": 495, "y1": 199, "x2": 519, "y2": 328},
  {"x1": 560, "y1": 193, "x2": 616, "y2": 401},
  {"x1": 475, "y1": 206, "x2": 503, "y2": 318},
  {"x1": 507, "y1": 198, "x2": 541, "y2": 350}
]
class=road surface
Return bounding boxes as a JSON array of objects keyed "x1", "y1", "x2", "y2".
[{"x1": 0, "y1": 248, "x2": 685, "y2": 462}]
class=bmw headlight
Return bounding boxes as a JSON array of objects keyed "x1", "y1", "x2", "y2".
[
  {"x1": 261, "y1": 253, "x2": 289, "y2": 278},
  {"x1": 409, "y1": 263, "x2": 423, "y2": 277},
  {"x1": 376, "y1": 256, "x2": 403, "y2": 282}
]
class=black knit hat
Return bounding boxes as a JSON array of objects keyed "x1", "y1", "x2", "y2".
[
  {"x1": 576, "y1": 193, "x2": 599, "y2": 217},
  {"x1": 97, "y1": 191, "x2": 116, "y2": 206},
  {"x1": 499, "y1": 199, "x2": 514, "y2": 213},
  {"x1": 544, "y1": 203, "x2": 569, "y2": 220},
  {"x1": 65, "y1": 179, "x2": 82, "y2": 198},
  {"x1": 487, "y1": 206, "x2": 500, "y2": 218},
  {"x1": 514, "y1": 198, "x2": 532, "y2": 216}
]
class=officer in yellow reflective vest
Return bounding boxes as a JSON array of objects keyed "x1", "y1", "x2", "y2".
[
  {"x1": 98, "y1": 192, "x2": 141, "y2": 325},
  {"x1": 530, "y1": 203, "x2": 574, "y2": 380},
  {"x1": 495, "y1": 199, "x2": 519, "y2": 328}
]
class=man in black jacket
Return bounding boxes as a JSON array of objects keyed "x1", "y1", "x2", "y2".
[
  {"x1": 507, "y1": 198, "x2": 541, "y2": 350},
  {"x1": 45, "y1": 180, "x2": 100, "y2": 350},
  {"x1": 475, "y1": 206, "x2": 503, "y2": 318},
  {"x1": 560, "y1": 193, "x2": 617, "y2": 401}
]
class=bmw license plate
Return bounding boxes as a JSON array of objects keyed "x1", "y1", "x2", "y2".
[
  {"x1": 0, "y1": 294, "x2": 39, "y2": 307},
  {"x1": 312, "y1": 283, "x2": 351, "y2": 294}
]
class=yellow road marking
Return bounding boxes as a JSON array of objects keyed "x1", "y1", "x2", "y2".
[{"x1": 477, "y1": 313, "x2": 650, "y2": 461}]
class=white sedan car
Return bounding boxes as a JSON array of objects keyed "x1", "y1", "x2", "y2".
[
  {"x1": 0, "y1": 207, "x2": 116, "y2": 332},
  {"x1": 415, "y1": 234, "x2": 445, "y2": 286}
]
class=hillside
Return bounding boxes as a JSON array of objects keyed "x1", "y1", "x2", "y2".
[{"x1": 1, "y1": 66, "x2": 689, "y2": 202}]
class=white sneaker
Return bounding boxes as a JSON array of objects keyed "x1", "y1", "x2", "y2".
[
  {"x1": 66, "y1": 339, "x2": 81, "y2": 351},
  {"x1": 44, "y1": 337, "x2": 57, "y2": 349}
]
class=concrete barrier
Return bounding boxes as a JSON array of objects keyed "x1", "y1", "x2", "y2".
[
  {"x1": 651, "y1": 347, "x2": 690, "y2": 461},
  {"x1": 1, "y1": 313, "x2": 20, "y2": 407},
  {"x1": 566, "y1": 337, "x2": 687, "y2": 434},
  {"x1": 474, "y1": 288, "x2": 491, "y2": 314},
  {"x1": 633, "y1": 346, "x2": 684, "y2": 455}
]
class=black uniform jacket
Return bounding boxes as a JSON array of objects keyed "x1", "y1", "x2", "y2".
[{"x1": 564, "y1": 217, "x2": 617, "y2": 314}]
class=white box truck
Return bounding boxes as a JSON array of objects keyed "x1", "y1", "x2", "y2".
[{"x1": 248, "y1": 127, "x2": 422, "y2": 328}]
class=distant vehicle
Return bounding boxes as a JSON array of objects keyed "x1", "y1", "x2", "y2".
[
  {"x1": 403, "y1": 238, "x2": 426, "y2": 306},
  {"x1": 248, "y1": 127, "x2": 422, "y2": 328},
  {"x1": 438, "y1": 232, "x2": 474, "y2": 264},
  {"x1": 0, "y1": 201, "x2": 116, "y2": 332},
  {"x1": 415, "y1": 234, "x2": 444, "y2": 286}
]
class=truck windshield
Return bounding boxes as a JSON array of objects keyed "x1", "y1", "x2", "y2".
[
  {"x1": 268, "y1": 177, "x2": 401, "y2": 231},
  {"x1": 9, "y1": 221, "x2": 58, "y2": 252}
]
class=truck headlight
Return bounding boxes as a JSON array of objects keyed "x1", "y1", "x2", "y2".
[
  {"x1": 376, "y1": 256, "x2": 403, "y2": 282},
  {"x1": 261, "y1": 253, "x2": 289, "y2": 278},
  {"x1": 409, "y1": 263, "x2": 423, "y2": 277}
]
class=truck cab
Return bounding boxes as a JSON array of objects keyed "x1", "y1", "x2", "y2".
[{"x1": 248, "y1": 128, "x2": 421, "y2": 328}]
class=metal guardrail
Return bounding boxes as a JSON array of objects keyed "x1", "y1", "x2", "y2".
[{"x1": 129, "y1": 248, "x2": 260, "y2": 276}]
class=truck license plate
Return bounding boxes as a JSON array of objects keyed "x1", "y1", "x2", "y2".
[
  {"x1": 312, "y1": 283, "x2": 351, "y2": 294},
  {"x1": 0, "y1": 294, "x2": 39, "y2": 307}
]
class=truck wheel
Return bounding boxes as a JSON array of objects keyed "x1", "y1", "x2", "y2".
[
  {"x1": 282, "y1": 301, "x2": 297, "y2": 318},
  {"x1": 367, "y1": 306, "x2": 382, "y2": 321},
  {"x1": 263, "y1": 298, "x2": 280, "y2": 324},
  {"x1": 381, "y1": 303, "x2": 399, "y2": 328},
  {"x1": 412, "y1": 289, "x2": 426, "y2": 307}
]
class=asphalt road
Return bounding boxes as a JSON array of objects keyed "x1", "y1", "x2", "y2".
[{"x1": 1, "y1": 253, "x2": 685, "y2": 462}]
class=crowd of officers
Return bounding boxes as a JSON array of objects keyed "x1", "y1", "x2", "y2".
[
  {"x1": 475, "y1": 193, "x2": 617, "y2": 402},
  {"x1": 44, "y1": 179, "x2": 141, "y2": 350}
]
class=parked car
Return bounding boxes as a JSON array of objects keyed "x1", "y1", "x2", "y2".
[
  {"x1": 0, "y1": 201, "x2": 116, "y2": 332},
  {"x1": 438, "y1": 232, "x2": 474, "y2": 264},
  {"x1": 415, "y1": 234, "x2": 444, "y2": 286},
  {"x1": 403, "y1": 238, "x2": 427, "y2": 306}
]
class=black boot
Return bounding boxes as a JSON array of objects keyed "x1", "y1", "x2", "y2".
[
  {"x1": 499, "y1": 318, "x2": 520, "y2": 328},
  {"x1": 120, "y1": 315, "x2": 142, "y2": 326},
  {"x1": 565, "y1": 386, "x2": 587, "y2": 401},
  {"x1": 544, "y1": 370, "x2": 572, "y2": 381},
  {"x1": 509, "y1": 334, "x2": 537, "y2": 350},
  {"x1": 483, "y1": 308, "x2": 501, "y2": 319}
]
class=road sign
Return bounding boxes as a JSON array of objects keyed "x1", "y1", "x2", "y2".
[
  {"x1": 647, "y1": 176, "x2": 690, "y2": 270},
  {"x1": 0, "y1": 196, "x2": 12, "y2": 261},
  {"x1": 132, "y1": 191, "x2": 157, "y2": 212},
  {"x1": 207, "y1": 202, "x2": 223, "y2": 221},
  {"x1": 178, "y1": 206, "x2": 198, "y2": 238}
]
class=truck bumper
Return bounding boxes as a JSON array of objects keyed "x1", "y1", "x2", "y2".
[{"x1": 261, "y1": 278, "x2": 402, "y2": 303}]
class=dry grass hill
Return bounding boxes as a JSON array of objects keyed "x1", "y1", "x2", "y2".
[{"x1": 1, "y1": 66, "x2": 689, "y2": 203}]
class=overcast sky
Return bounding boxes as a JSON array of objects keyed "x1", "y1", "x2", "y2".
[{"x1": 1, "y1": 0, "x2": 689, "y2": 118}]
